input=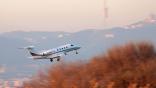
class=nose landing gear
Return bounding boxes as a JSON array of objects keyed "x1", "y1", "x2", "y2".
[{"x1": 76, "y1": 50, "x2": 78, "y2": 54}]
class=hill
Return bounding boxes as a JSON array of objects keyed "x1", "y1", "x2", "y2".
[{"x1": 0, "y1": 16, "x2": 156, "y2": 79}]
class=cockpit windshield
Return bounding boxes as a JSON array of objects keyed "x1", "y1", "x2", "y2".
[{"x1": 71, "y1": 44, "x2": 74, "y2": 46}]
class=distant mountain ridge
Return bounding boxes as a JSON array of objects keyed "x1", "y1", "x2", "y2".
[{"x1": 0, "y1": 17, "x2": 156, "y2": 79}]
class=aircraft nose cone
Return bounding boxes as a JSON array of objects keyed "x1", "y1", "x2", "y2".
[{"x1": 76, "y1": 46, "x2": 81, "y2": 49}]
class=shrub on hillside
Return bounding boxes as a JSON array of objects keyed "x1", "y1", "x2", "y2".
[{"x1": 22, "y1": 42, "x2": 156, "y2": 88}]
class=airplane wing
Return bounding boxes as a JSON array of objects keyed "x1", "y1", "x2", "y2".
[
  {"x1": 48, "y1": 53, "x2": 64, "y2": 59},
  {"x1": 28, "y1": 53, "x2": 64, "y2": 60},
  {"x1": 28, "y1": 56, "x2": 48, "y2": 60}
]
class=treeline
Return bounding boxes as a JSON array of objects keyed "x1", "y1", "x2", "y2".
[{"x1": 22, "y1": 42, "x2": 156, "y2": 88}]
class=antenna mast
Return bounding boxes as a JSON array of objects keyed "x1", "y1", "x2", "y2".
[
  {"x1": 103, "y1": 0, "x2": 109, "y2": 28},
  {"x1": 104, "y1": 0, "x2": 109, "y2": 19}
]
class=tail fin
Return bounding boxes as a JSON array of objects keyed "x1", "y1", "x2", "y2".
[
  {"x1": 19, "y1": 46, "x2": 39, "y2": 56},
  {"x1": 26, "y1": 46, "x2": 39, "y2": 56}
]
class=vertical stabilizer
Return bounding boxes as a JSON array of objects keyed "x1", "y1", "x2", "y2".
[{"x1": 25, "y1": 46, "x2": 39, "y2": 56}]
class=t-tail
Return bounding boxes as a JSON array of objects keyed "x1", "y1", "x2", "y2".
[{"x1": 19, "y1": 46, "x2": 39, "y2": 56}]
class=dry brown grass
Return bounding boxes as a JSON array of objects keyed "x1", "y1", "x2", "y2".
[{"x1": 22, "y1": 42, "x2": 156, "y2": 88}]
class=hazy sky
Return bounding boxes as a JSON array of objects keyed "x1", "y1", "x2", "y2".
[{"x1": 0, "y1": 0, "x2": 156, "y2": 32}]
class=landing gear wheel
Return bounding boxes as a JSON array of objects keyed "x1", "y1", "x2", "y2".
[
  {"x1": 76, "y1": 51, "x2": 78, "y2": 54},
  {"x1": 57, "y1": 58, "x2": 60, "y2": 61},
  {"x1": 50, "y1": 58, "x2": 53, "y2": 62}
]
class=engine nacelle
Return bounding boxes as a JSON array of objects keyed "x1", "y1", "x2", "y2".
[{"x1": 42, "y1": 51, "x2": 52, "y2": 56}]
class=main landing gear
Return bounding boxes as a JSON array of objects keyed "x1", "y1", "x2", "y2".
[
  {"x1": 57, "y1": 56, "x2": 61, "y2": 61},
  {"x1": 57, "y1": 58, "x2": 60, "y2": 61},
  {"x1": 50, "y1": 58, "x2": 53, "y2": 62},
  {"x1": 50, "y1": 57, "x2": 61, "y2": 62}
]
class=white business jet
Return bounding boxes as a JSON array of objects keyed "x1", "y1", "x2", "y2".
[{"x1": 20, "y1": 44, "x2": 81, "y2": 62}]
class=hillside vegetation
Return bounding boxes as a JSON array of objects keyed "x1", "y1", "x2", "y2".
[{"x1": 22, "y1": 42, "x2": 156, "y2": 88}]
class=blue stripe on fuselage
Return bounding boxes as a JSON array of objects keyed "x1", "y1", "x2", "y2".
[{"x1": 53, "y1": 47, "x2": 79, "y2": 54}]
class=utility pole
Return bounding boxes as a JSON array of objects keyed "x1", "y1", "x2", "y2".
[
  {"x1": 104, "y1": 0, "x2": 108, "y2": 19},
  {"x1": 103, "y1": 0, "x2": 109, "y2": 28}
]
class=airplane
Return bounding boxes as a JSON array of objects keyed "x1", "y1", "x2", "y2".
[{"x1": 20, "y1": 44, "x2": 81, "y2": 62}]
